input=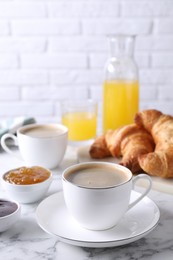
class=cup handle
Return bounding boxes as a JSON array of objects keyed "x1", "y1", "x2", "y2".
[
  {"x1": 1, "y1": 133, "x2": 22, "y2": 160},
  {"x1": 128, "y1": 174, "x2": 152, "y2": 210}
]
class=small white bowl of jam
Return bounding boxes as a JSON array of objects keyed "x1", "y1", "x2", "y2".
[
  {"x1": 0, "y1": 198, "x2": 21, "y2": 232},
  {"x1": 2, "y1": 166, "x2": 52, "y2": 204}
]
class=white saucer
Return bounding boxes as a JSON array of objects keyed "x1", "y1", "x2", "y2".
[{"x1": 36, "y1": 191, "x2": 160, "y2": 248}]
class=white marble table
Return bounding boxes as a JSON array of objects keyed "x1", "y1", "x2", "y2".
[{"x1": 0, "y1": 146, "x2": 173, "y2": 260}]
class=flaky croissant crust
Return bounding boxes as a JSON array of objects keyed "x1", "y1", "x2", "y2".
[
  {"x1": 89, "y1": 124, "x2": 155, "y2": 173},
  {"x1": 135, "y1": 109, "x2": 173, "y2": 178},
  {"x1": 90, "y1": 109, "x2": 173, "y2": 178}
]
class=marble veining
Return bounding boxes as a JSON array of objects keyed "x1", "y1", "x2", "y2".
[{"x1": 0, "y1": 147, "x2": 173, "y2": 260}]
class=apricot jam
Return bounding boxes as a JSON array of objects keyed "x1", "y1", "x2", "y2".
[{"x1": 4, "y1": 166, "x2": 51, "y2": 185}]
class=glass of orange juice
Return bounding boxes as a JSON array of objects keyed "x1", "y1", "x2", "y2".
[{"x1": 61, "y1": 99, "x2": 97, "y2": 145}]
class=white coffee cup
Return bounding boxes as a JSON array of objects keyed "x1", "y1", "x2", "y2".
[
  {"x1": 62, "y1": 162, "x2": 152, "y2": 231},
  {"x1": 1, "y1": 123, "x2": 68, "y2": 169}
]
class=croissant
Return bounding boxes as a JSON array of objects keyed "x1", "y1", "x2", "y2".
[
  {"x1": 89, "y1": 134, "x2": 111, "y2": 159},
  {"x1": 89, "y1": 124, "x2": 155, "y2": 173},
  {"x1": 105, "y1": 124, "x2": 155, "y2": 173},
  {"x1": 135, "y1": 109, "x2": 173, "y2": 178}
]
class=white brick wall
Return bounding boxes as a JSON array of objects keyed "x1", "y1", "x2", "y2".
[{"x1": 0, "y1": 0, "x2": 173, "y2": 126}]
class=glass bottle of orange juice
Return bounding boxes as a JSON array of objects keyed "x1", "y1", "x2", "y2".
[{"x1": 103, "y1": 35, "x2": 139, "y2": 132}]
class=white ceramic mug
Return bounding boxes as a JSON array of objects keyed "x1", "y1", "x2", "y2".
[
  {"x1": 1, "y1": 123, "x2": 68, "y2": 169},
  {"x1": 62, "y1": 162, "x2": 152, "y2": 231}
]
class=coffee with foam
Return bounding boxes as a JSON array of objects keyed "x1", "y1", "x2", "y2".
[
  {"x1": 22, "y1": 125, "x2": 65, "y2": 138},
  {"x1": 64, "y1": 164, "x2": 129, "y2": 188}
]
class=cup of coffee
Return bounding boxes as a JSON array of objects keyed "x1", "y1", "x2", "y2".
[
  {"x1": 62, "y1": 162, "x2": 152, "y2": 231},
  {"x1": 1, "y1": 123, "x2": 68, "y2": 169}
]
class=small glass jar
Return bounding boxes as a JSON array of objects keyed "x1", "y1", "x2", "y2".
[{"x1": 102, "y1": 35, "x2": 139, "y2": 132}]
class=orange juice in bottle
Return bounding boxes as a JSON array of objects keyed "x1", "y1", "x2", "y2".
[
  {"x1": 103, "y1": 80, "x2": 139, "y2": 131},
  {"x1": 103, "y1": 35, "x2": 139, "y2": 132}
]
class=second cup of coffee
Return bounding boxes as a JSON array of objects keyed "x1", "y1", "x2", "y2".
[{"x1": 1, "y1": 124, "x2": 68, "y2": 169}]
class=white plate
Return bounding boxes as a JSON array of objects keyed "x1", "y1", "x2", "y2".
[{"x1": 36, "y1": 191, "x2": 160, "y2": 248}]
